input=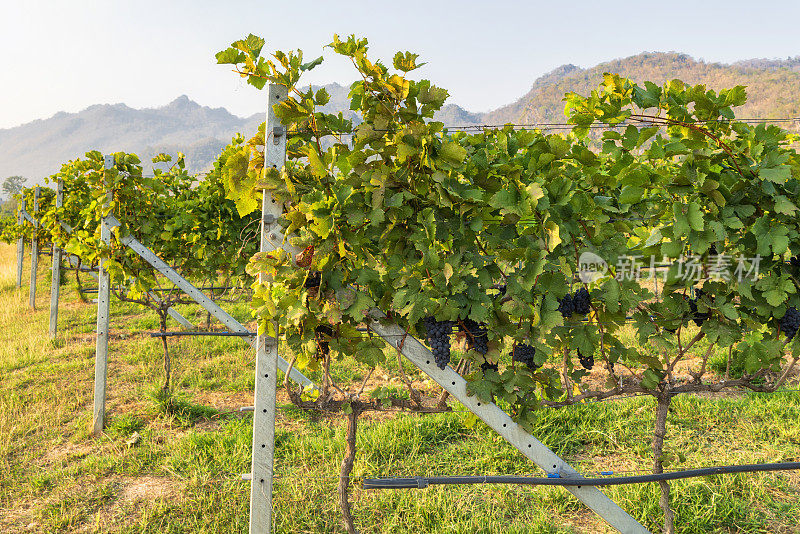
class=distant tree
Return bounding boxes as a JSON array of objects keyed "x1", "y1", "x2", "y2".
[{"x1": 2, "y1": 176, "x2": 26, "y2": 200}]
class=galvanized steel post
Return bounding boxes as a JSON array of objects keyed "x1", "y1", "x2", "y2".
[
  {"x1": 16, "y1": 200, "x2": 25, "y2": 288},
  {"x1": 249, "y1": 83, "x2": 288, "y2": 534},
  {"x1": 29, "y1": 187, "x2": 39, "y2": 308},
  {"x1": 93, "y1": 155, "x2": 114, "y2": 436},
  {"x1": 49, "y1": 178, "x2": 63, "y2": 339}
]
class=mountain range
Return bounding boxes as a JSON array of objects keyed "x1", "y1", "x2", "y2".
[{"x1": 2, "y1": 51, "x2": 800, "y2": 186}]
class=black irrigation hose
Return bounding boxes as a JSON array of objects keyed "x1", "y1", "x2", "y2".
[
  {"x1": 362, "y1": 462, "x2": 800, "y2": 489},
  {"x1": 148, "y1": 331, "x2": 255, "y2": 338}
]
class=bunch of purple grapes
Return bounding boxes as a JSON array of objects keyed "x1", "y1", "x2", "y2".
[
  {"x1": 304, "y1": 270, "x2": 321, "y2": 289},
  {"x1": 688, "y1": 289, "x2": 712, "y2": 327},
  {"x1": 558, "y1": 288, "x2": 592, "y2": 318},
  {"x1": 779, "y1": 307, "x2": 800, "y2": 340},
  {"x1": 480, "y1": 360, "x2": 499, "y2": 374},
  {"x1": 315, "y1": 324, "x2": 333, "y2": 359},
  {"x1": 512, "y1": 343, "x2": 539, "y2": 372},
  {"x1": 423, "y1": 316, "x2": 454, "y2": 369},
  {"x1": 578, "y1": 349, "x2": 594, "y2": 370}
]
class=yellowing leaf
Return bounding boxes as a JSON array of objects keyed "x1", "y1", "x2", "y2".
[
  {"x1": 545, "y1": 220, "x2": 562, "y2": 250},
  {"x1": 443, "y1": 263, "x2": 453, "y2": 283}
]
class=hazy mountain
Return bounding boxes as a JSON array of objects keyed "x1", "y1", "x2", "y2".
[
  {"x1": 733, "y1": 56, "x2": 800, "y2": 73},
  {"x1": 3, "y1": 52, "x2": 800, "y2": 185},
  {"x1": 481, "y1": 52, "x2": 800, "y2": 126},
  {"x1": 0, "y1": 95, "x2": 262, "y2": 182},
  {"x1": 0, "y1": 81, "x2": 480, "y2": 183}
]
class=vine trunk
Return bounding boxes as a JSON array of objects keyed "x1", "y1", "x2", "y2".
[
  {"x1": 653, "y1": 391, "x2": 675, "y2": 534},
  {"x1": 339, "y1": 405, "x2": 361, "y2": 534}
]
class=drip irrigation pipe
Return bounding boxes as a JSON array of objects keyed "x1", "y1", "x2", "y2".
[{"x1": 362, "y1": 462, "x2": 800, "y2": 489}]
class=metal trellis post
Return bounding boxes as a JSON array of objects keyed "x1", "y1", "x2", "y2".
[
  {"x1": 16, "y1": 200, "x2": 25, "y2": 288},
  {"x1": 29, "y1": 187, "x2": 39, "y2": 309},
  {"x1": 93, "y1": 155, "x2": 114, "y2": 436},
  {"x1": 249, "y1": 83, "x2": 288, "y2": 534},
  {"x1": 367, "y1": 310, "x2": 650, "y2": 534},
  {"x1": 49, "y1": 178, "x2": 63, "y2": 339}
]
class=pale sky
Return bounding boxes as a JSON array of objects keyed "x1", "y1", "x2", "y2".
[{"x1": 2, "y1": 0, "x2": 800, "y2": 129}]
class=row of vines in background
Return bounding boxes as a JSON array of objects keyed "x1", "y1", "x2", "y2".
[
  {"x1": 216, "y1": 33, "x2": 800, "y2": 533},
  {"x1": 1, "y1": 141, "x2": 263, "y2": 392}
]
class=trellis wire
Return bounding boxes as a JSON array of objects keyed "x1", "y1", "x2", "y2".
[{"x1": 285, "y1": 115, "x2": 800, "y2": 137}]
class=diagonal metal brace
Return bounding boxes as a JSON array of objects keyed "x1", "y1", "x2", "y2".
[
  {"x1": 21, "y1": 211, "x2": 35, "y2": 225},
  {"x1": 106, "y1": 214, "x2": 316, "y2": 391}
]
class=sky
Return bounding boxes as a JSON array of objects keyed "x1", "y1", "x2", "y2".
[{"x1": 1, "y1": 0, "x2": 800, "y2": 129}]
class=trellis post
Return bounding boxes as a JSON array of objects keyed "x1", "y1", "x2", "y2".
[
  {"x1": 49, "y1": 178, "x2": 64, "y2": 339},
  {"x1": 16, "y1": 199, "x2": 25, "y2": 288},
  {"x1": 93, "y1": 155, "x2": 114, "y2": 436},
  {"x1": 249, "y1": 83, "x2": 288, "y2": 534},
  {"x1": 29, "y1": 187, "x2": 39, "y2": 309}
]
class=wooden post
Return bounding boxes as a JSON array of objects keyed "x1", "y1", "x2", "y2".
[
  {"x1": 249, "y1": 83, "x2": 288, "y2": 534},
  {"x1": 29, "y1": 187, "x2": 39, "y2": 309},
  {"x1": 16, "y1": 200, "x2": 25, "y2": 288},
  {"x1": 93, "y1": 156, "x2": 114, "y2": 436},
  {"x1": 49, "y1": 178, "x2": 64, "y2": 339}
]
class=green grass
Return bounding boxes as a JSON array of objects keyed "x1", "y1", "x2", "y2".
[{"x1": 1, "y1": 242, "x2": 799, "y2": 533}]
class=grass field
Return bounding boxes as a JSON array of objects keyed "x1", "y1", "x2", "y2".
[{"x1": 1, "y1": 242, "x2": 799, "y2": 533}]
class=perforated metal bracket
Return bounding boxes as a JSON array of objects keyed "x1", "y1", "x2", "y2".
[{"x1": 272, "y1": 125, "x2": 285, "y2": 144}]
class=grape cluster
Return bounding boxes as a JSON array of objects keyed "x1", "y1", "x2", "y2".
[
  {"x1": 573, "y1": 288, "x2": 591, "y2": 315},
  {"x1": 688, "y1": 289, "x2": 712, "y2": 327},
  {"x1": 791, "y1": 256, "x2": 800, "y2": 270},
  {"x1": 459, "y1": 318, "x2": 489, "y2": 355},
  {"x1": 424, "y1": 316, "x2": 453, "y2": 369},
  {"x1": 779, "y1": 307, "x2": 800, "y2": 340},
  {"x1": 558, "y1": 288, "x2": 592, "y2": 318},
  {"x1": 304, "y1": 270, "x2": 321, "y2": 289},
  {"x1": 480, "y1": 360, "x2": 499, "y2": 374},
  {"x1": 578, "y1": 349, "x2": 594, "y2": 370},
  {"x1": 709, "y1": 243, "x2": 718, "y2": 256},
  {"x1": 512, "y1": 343, "x2": 539, "y2": 372},
  {"x1": 557, "y1": 294, "x2": 574, "y2": 318},
  {"x1": 315, "y1": 324, "x2": 333, "y2": 359}
]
